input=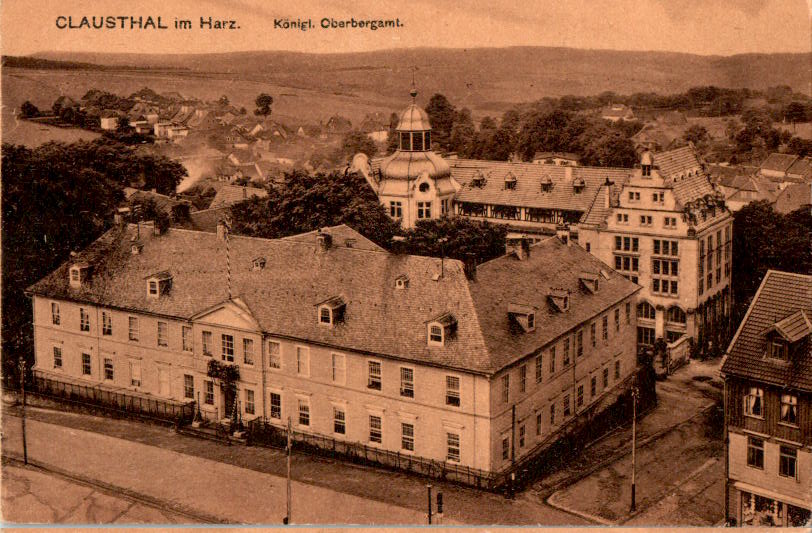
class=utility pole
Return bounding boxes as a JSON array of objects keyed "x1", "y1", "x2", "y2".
[
  {"x1": 630, "y1": 385, "x2": 638, "y2": 513},
  {"x1": 285, "y1": 416, "x2": 292, "y2": 524},
  {"x1": 426, "y1": 484, "x2": 432, "y2": 524},
  {"x1": 18, "y1": 356, "x2": 28, "y2": 465}
]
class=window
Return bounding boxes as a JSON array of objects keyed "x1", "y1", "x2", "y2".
[
  {"x1": 628, "y1": 191, "x2": 640, "y2": 202},
  {"x1": 625, "y1": 302, "x2": 631, "y2": 324},
  {"x1": 746, "y1": 437, "x2": 764, "y2": 469},
  {"x1": 667, "y1": 306, "x2": 687, "y2": 324},
  {"x1": 128, "y1": 317, "x2": 139, "y2": 341},
  {"x1": 400, "y1": 367, "x2": 414, "y2": 398},
  {"x1": 653, "y1": 191, "x2": 663, "y2": 203},
  {"x1": 400, "y1": 132, "x2": 411, "y2": 150},
  {"x1": 744, "y1": 387, "x2": 763, "y2": 418},
  {"x1": 333, "y1": 407, "x2": 346, "y2": 434},
  {"x1": 130, "y1": 361, "x2": 142, "y2": 387},
  {"x1": 82, "y1": 353, "x2": 92, "y2": 375},
  {"x1": 53, "y1": 346, "x2": 63, "y2": 368},
  {"x1": 638, "y1": 326, "x2": 655, "y2": 345},
  {"x1": 369, "y1": 415, "x2": 382, "y2": 443},
  {"x1": 401, "y1": 423, "x2": 414, "y2": 451},
  {"x1": 519, "y1": 365, "x2": 527, "y2": 392},
  {"x1": 103, "y1": 358, "x2": 113, "y2": 380},
  {"x1": 417, "y1": 202, "x2": 431, "y2": 219},
  {"x1": 664, "y1": 216, "x2": 677, "y2": 228},
  {"x1": 148, "y1": 280, "x2": 158, "y2": 296},
  {"x1": 590, "y1": 323, "x2": 596, "y2": 347},
  {"x1": 590, "y1": 376, "x2": 597, "y2": 398},
  {"x1": 270, "y1": 392, "x2": 281, "y2": 419},
  {"x1": 446, "y1": 375, "x2": 461, "y2": 406},
  {"x1": 243, "y1": 338, "x2": 254, "y2": 365},
  {"x1": 535, "y1": 355, "x2": 543, "y2": 383},
  {"x1": 550, "y1": 403, "x2": 556, "y2": 426},
  {"x1": 296, "y1": 347, "x2": 310, "y2": 376},
  {"x1": 102, "y1": 312, "x2": 112, "y2": 335},
  {"x1": 298, "y1": 399, "x2": 310, "y2": 426},
  {"x1": 157, "y1": 321, "x2": 168, "y2": 347},
  {"x1": 602, "y1": 315, "x2": 608, "y2": 340},
  {"x1": 780, "y1": 394, "x2": 798, "y2": 425},
  {"x1": 389, "y1": 201, "x2": 402, "y2": 218},
  {"x1": 653, "y1": 239, "x2": 678, "y2": 256},
  {"x1": 368, "y1": 361, "x2": 382, "y2": 390},
  {"x1": 182, "y1": 326, "x2": 192, "y2": 352},
  {"x1": 268, "y1": 341, "x2": 281, "y2": 369},
  {"x1": 519, "y1": 425, "x2": 526, "y2": 448},
  {"x1": 616, "y1": 213, "x2": 629, "y2": 224},
  {"x1": 577, "y1": 330, "x2": 584, "y2": 357},
  {"x1": 640, "y1": 215, "x2": 652, "y2": 226},
  {"x1": 502, "y1": 435, "x2": 510, "y2": 460},
  {"x1": 563, "y1": 337, "x2": 570, "y2": 366},
  {"x1": 603, "y1": 367, "x2": 609, "y2": 389},
  {"x1": 637, "y1": 302, "x2": 656, "y2": 320},
  {"x1": 332, "y1": 353, "x2": 346, "y2": 384},
  {"x1": 549, "y1": 346, "x2": 556, "y2": 374},
  {"x1": 614, "y1": 309, "x2": 620, "y2": 332},
  {"x1": 184, "y1": 375, "x2": 194, "y2": 399},
  {"x1": 429, "y1": 324, "x2": 443, "y2": 344},
  {"x1": 319, "y1": 307, "x2": 331, "y2": 325},
  {"x1": 577, "y1": 385, "x2": 584, "y2": 408},
  {"x1": 447, "y1": 432, "x2": 460, "y2": 462},
  {"x1": 501, "y1": 374, "x2": 510, "y2": 403},
  {"x1": 80, "y1": 308, "x2": 90, "y2": 332},
  {"x1": 536, "y1": 413, "x2": 543, "y2": 436},
  {"x1": 770, "y1": 341, "x2": 788, "y2": 361},
  {"x1": 779, "y1": 446, "x2": 797, "y2": 478},
  {"x1": 221, "y1": 334, "x2": 234, "y2": 361},
  {"x1": 205, "y1": 380, "x2": 214, "y2": 404},
  {"x1": 245, "y1": 389, "x2": 255, "y2": 415},
  {"x1": 563, "y1": 395, "x2": 571, "y2": 417},
  {"x1": 202, "y1": 331, "x2": 212, "y2": 356},
  {"x1": 51, "y1": 302, "x2": 60, "y2": 325},
  {"x1": 614, "y1": 360, "x2": 621, "y2": 380}
]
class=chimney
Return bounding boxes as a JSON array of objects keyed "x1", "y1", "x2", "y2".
[
  {"x1": 316, "y1": 228, "x2": 332, "y2": 252},
  {"x1": 242, "y1": 186, "x2": 247, "y2": 199},
  {"x1": 463, "y1": 254, "x2": 477, "y2": 281},
  {"x1": 605, "y1": 177, "x2": 614, "y2": 208},
  {"x1": 216, "y1": 220, "x2": 227, "y2": 241},
  {"x1": 506, "y1": 237, "x2": 531, "y2": 260},
  {"x1": 564, "y1": 166, "x2": 573, "y2": 183}
]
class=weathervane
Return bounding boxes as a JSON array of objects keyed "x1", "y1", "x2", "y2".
[{"x1": 410, "y1": 66, "x2": 418, "y2": 100}]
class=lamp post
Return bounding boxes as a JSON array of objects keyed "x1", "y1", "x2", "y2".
[
  {"x1": 630, "y1": 385, "x2": 639, "y2": 513},
  {"x1": 285, "y1": 416, "x2": 292, "y2": 524},
  {"x1": 18, "y1": 356, "x2": 28, "y2": 465},
  {"x1": 426, "y1": 484, "x2": 433, "y2": 524}
]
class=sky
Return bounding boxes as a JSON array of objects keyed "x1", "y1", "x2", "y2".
[{"x1": 1, "y1": 0, "x2": 810, "y2": 57}]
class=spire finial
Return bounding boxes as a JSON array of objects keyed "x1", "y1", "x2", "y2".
[{"x1": 410, "y1": 66, "x2": 418, "y2": 100}]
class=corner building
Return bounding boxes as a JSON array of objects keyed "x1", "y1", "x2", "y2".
[{"x1": 28, "y1": 223, "x2": 639, "y2": 475}]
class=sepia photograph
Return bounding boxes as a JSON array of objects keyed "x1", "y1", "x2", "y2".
[{"x1": 1, "y1": 0, "x2": 810, "y2": 528}]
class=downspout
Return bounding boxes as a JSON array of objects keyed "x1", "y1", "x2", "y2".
[{"x1": 723, "y1": 376, "x2": 729, "y2": 524}]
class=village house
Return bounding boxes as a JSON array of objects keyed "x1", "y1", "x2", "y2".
[
  {"x1": 208, "y1": 184, "x2": 268, "y2": 209},
  {"x1": 99, "y1": 110, "x2": 120, "y2": 131},
  {"x1": 773, "y1": 183, "x2": 812, "y2": 215},
  {"x1": 531, "y1": 152, "x2": 581, "y2": 166},
  {"x1": 721, "y1": 270, "x2": 811, "y2": 527},
  {"x1": 26, "y1": 223, "x2": 640, "y2": 475},
  {"x1": 601, "y1": 103, "x2": 635, "y2": 122},
  {"x1": 758, "y1": 153, "x2": 811, "y2": 186}
]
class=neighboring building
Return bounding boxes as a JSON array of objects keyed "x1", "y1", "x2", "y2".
[
  {"x1": 99, "y1": 111, "x2": 119, "y2": 131},
  {"x1": 531, "y1": 152, "x2": 580, "y2": 166},
  {"x1": 27, "y1": 224, "x2": 640, "y2": 475},
  {"x1": 355, "y1": 89, "x2": 457, "y2": 229},
  {"x1": 715, "y1": 172, "x2": 778, "y2": 212},
  {"x1": 631, "y1": 125, "x2": 674, "y2": 153},
  {"x1": 579, "y1": 147, "x2": 733, "y2": 349},
  {"x1": 601, "y1": 104, "x2": 635, "y2": 122},
  {"x1": 325, "y1": 115, "x2": 353, "y2": 134},
  {"x1": 721, "y1": 270, "x2": 811, "y2": 527},
  {"x1": 208, "y1": 184, "x2": 268, "y2": 209},
  {"x1": 773, "y1": 183, "x2": 812, "y2": 215},
  {"x1": 759, "y1": 153, "x2": 808, "y2": 184},
  {"x1": 786, "y1": 157, "x2": 812, "y2": 183}
]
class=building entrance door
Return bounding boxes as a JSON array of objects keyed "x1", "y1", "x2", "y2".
[{"x1": 222, "y1": 384, "x2": 236, "y2": 419}]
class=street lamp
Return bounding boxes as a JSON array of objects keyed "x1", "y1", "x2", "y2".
[
  {"x1": 18, "y1": 356, "x2": 28, "y2": 465},
  {"x1": 630, "y1": 385, "x2": 639, "y2": 512}
]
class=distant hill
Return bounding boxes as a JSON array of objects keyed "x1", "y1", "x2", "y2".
[
  {"x1": 31, "y1": 48, "x2": 811, "y2": 104},
  {"x1": 2, "y1": 55, "x2": 185, "y2": 71}
]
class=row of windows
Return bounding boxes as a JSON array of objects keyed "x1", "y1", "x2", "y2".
[
  {"x1": 54, "y1": 347, "x2": 145, "y2": 387},
  {"x1": 616, "y1": 211, "x2": 677, "y2": 229},
  {"x1": 743, "y1": 388, "x2": 798, "y2": 426},
  {"x1": 746, "y1": 436, "x2": 799, "y2": 479}
]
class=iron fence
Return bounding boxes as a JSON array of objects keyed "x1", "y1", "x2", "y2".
[
  {"x1": 247, "y1": 418, "x2": 498, "y2": 490},
  {"x1": 28, "y1": 370, "x2": 195, "y2": 425}
]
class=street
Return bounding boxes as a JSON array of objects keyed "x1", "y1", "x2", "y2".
[{"x1": 1, "y1": 359, "x2": 724, "y2": 526}]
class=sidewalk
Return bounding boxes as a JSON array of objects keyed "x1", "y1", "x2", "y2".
[{"x1": 2, "y1": 415, "x2": 428, "y2": 525}]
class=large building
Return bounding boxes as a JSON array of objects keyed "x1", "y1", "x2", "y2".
[
  {"x1": 720, "y1": 270, "x2": 811, "y2": 527},
  {"x1": 27, "y1": 222, "x2": 640, "y2": 475},
  {"x1": 579, "y1": 147, "x2": 733, "y2": 350}
]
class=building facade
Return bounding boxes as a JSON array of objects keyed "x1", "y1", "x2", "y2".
[
  {"x1": 578, "y1": 147, "x2": 733, "y2": 349},
  {"x1": 28, "y1": 223, "x2": 640, "y2": 474},
  {"x1": 721, "y1": 270, "x2": 812, "y2": 527}
]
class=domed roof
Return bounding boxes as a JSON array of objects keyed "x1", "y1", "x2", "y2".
[
  {"x1": 397, "y1": 103, "x2": 432, "y2": 131},
  {"x1": 379, "y1": 150, "x2": 450, "y2": 181}
]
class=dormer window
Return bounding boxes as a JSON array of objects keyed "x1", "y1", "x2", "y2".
[
  {"x1": 642, "y1": 165, "x2": 651, "y2": 177},
  {"x1": 548, "y1": 289, "x2": 570, "y2": 312},
  {"x1": 145, "y1": 271, "x2": 172, "y2": 298},
  {"x1": 69, "y1": 263, "x2": 92, "y2": 289},
  {"x1": 317, "y1": 296, "x2": 346, "y2": 327},
  {"x1": 395, "y1": 275, "x2": 409, "y2": 289},
  {"x1": 471, "y1": 171, "x2": 487, "y2": 188},
  {"x1": 579, "y1": 272, "x2": 599, "y2": 293},
  {"x1": 508, "y1": 303, "x2": 537, "y2": 333},
  {"x1": 540, "y1": 175, "x2": 553, "y2": 192},
  {"x1": 504, "y1": 172, "x2": 517, "y2": 190},
  {"x1": 770, "y1": 340, "x2": 788, "y2": 361},
  {"x1": 573, "y1": 177, "x2": 585, "y2": 193},
  {"x1": 427, "y1": 313, "x2": 457, "y2": 346},
  {"x1": 252, "y1": 257, "x2": 266, "y2": 271}
]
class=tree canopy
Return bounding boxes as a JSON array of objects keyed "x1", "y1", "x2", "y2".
[{"x1": 254, "y1": 93, "x2": 273, "y2": 116}]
